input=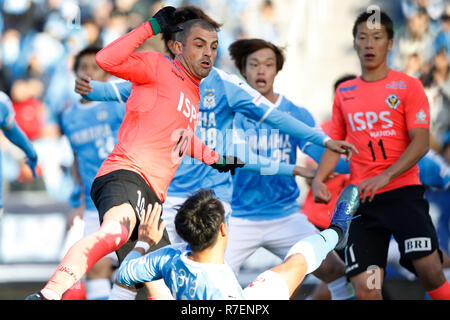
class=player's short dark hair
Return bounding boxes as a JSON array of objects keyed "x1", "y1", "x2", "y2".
[
  {"x1": 334, "y1": 74, "x2": 357, "y2": 92},
  {"x1": 175, "y1": 18, "x2": 218, "y2": 46},
  {"x1": 162, "y1": 5, "x2": 222, "y2": 57},
  {"x1": 175, "y1": 189, "x2": 225, "y2": 252},
  {"x1": 228, "y1": 38, "x2": 285, "y2": 76},
  {"x1": 73, "y1": 46, "x2": 102, "y2": 73},
  {"x1": 352, "y1": 10, "x2": 394, "y2": 40}
]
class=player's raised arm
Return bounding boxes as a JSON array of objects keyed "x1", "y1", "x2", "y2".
[
  {"x1": 75, "y1": 75, "x2": 131, "y2": 103},
  {"x1": 96, "y1": 6, "x2": 184, "y2": 83},
  {"x1": 186, "y1": 133, "x2": 244, "y2": 175},
  {"x1": 216, "y1": 69, "x2": 357, "y2": 159}
]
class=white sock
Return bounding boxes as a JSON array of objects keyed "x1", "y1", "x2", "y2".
[
  {"x1": 328, "y1": 276, "x2": 355, "y2": 300},
  {"x1": 108, "y1": 283, "x2": 137, "y2": 300},
  {"x1": 285, "y1": 229, "x2": 339, "y2": 274},
  {"x1": 85, "y1": 278, "x2": 111, "y2": 300}
]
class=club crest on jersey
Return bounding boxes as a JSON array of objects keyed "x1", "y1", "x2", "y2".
[
  {"x1": 385, "y1": 94, "x2": 401, "y2": 110},
  {"x1": 203, "y1": 92, "x2": 216, "y2": 109}
]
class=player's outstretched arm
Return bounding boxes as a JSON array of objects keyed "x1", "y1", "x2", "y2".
[
  {"x1": 217, "y1": 69, "x2": 357, "y2": 153},
  {"x1": 311, "y1": 149, "x2": 341, "y2": 204},
  {"x1": 3, "y1": 123, "x2": 38, "y2": 178},
  {"x1": 303, "y1": 143, "x2": 350, "y2": 174},
  {"x1": 75, "y1": 75, "x2": 131, "y2": 103}
]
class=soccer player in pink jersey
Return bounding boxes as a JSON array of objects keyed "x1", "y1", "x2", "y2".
[
  {"x1": 26, "y1": 7, "x2": 244, "y2": 300},
  {"x1": 312, "y1": 10, "x2": 450, "y2": 300}
]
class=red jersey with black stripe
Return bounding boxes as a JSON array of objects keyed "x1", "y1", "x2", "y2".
[
  {"x1": 95, "y1": 21, "x2": 218, "y2": 202},
  {"x1": 329, "y1": 69, "x2": 430, "y2": 194}
]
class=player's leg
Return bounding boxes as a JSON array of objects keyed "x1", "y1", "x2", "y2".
[
  {"x1": 83, "y1": 209, "x2": 115, "y2": 300},
  {"x1": 224, "y1": 215, "x2": 262, "y2": 275},
  {"x1": 37, "y1": 203, "x2": 134, "y2": 300},
  {"x1": 244, "y1": 184, "x2": 360, "y2": 299},
  {"x1": 27, "y1": 170, "x2": 150, "y2": 300},
  {"x1": 345, "y1": 217, "x2": 389, "y2": 300},
  {"x1": 85, "y1": 257, "x2": 114, "y2": 300},
  {"x1": 412, "y1": 250, "x2": 450, "y2": 299},
  {"x1": 393, "y1": 186, "x2": 450, "y2": 300},
  {"x1": 266, "y1": 203, "x2": 354, "y2": 298}
]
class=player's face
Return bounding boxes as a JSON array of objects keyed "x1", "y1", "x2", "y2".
[
  {"x1": 77, "y1": 54, "x2": 109, "y2": 82},
  {"x1": 243, "y1": 48, "x2": 278, "y2": 98},
  {"x1": 178, "y1": 26, "x2": 218, "y2": 79},
  {"x1": 354, "y1": 22, "x2": 393, "y2": 71}
]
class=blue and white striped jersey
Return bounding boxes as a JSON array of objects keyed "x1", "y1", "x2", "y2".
[{"x1": 117, "y1": 243, "x2": 245, "y2": 300}]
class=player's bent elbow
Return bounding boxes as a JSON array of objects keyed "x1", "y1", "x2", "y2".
[{"x1": 95, "y1": 51, "x2": 113, "y2": 72}]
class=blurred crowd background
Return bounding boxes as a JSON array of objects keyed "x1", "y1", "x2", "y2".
[{"x1": 0, "y1": 0, "x2": 448, "y2": 299}]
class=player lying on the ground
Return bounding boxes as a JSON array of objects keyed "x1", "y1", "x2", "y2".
[{"x1": 116, "y1": 185, "x2": 360, "y2": 300}]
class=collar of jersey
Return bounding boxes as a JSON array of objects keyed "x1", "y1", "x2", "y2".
[
  {"x1": 165, "y1": 56, "x2": 201, "y2": 87},
  {"x1": 180, "y1": 250, "x2": 227, "y2": 268}
]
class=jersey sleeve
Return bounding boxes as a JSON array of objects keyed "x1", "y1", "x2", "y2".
[
  {"x1": 0, "y1": 92, "x2": 15, "y2": 129},
  {"x1": 329, "y1": 91, "x2": 347, "y2": 140},
  {"x1": 217, "y1": 69, "x2": 329, "y2": 146},
  {"x1": 231, "y1": 115, "x2": 294, "y2": 176},
  {"x1": 95, "y1": 22, "x2": 159, "y2": 84},
  {"x1": 187, "y1": 134, "x2": 220, "y2": 165},
  {"x1": 117, "y1": 248, "x2": 173, "y2": 287},
  {"x1": 83, "y1": 80, "x2": 131, "y2": 103},
  {"x1": 404, "y1": 78, "x2": 430, "y2": 131}
]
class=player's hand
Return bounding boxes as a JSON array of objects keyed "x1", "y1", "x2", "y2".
[
  {"x1": 292, "y1": 165, "x2": 316, "y2": 179},
  {"x1": 25, "y1": 156, "x2": 38, "y2": 179},
  {"x1": 312, "y1": 178, "x2": 332, "y2": 204},
  {"x1": 210, "y1": 155, "x2": 245, "y2": 175},
  {"x1": 75, "y1": 74, "x2": 93, "y2": 95},
  {"x1": 358, "y1": 173, "x2": 390, "y2": 203},
  {"x1": 137, "y1": 203, "x2": 166, "y2": 247},
  {"x1": 324, "y1": 139, "x2": 358, "y2": 161},
  {"x1": 150, "y1": 6, "x2": 185, "y2": 34}
]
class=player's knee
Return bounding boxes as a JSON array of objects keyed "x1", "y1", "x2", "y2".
[
  {"x1": 351, "y1": 277, "x2": 382, "y2": 300},
  {"x1": 412, "y1": 252, "x2": 446, "y2": 290},
  {"x1": 96, "y1": 220, "x2": 129, "y2": 253},
  {"x1": 415, "y1": 265, "x2": 446, "y2": 290},
  {"x1": 313, "y1": 254, "x2": 345, "y2": 282}
]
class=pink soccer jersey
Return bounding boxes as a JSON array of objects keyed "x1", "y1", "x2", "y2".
[
  {"x1": 329, "y1": 69, "x2": 430, "y2": 194},
  {"x1": 95, "y1": 21, "x2": 219, "y2": 202}
]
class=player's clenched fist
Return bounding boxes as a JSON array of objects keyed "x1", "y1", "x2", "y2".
[{"x1": 149, "y1": 6, "x2": 186, "y2": 35}]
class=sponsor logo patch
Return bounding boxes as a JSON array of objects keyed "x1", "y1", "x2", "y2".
[{"x1": 404, "y1": 237, "x2": 431, "y2": 253}]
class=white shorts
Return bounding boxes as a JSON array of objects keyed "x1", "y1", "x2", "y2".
[
  {"x1": 83, "y1": 209, "x2": 118, "y2": 262},
  {"x1": 163, "y1": 196, "x2": 232, "y2": 244},
  {"x1": 225, "y1": 213, "x2": 318, "y2": 275}
]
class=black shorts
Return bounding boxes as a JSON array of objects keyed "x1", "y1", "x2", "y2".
[
  {"x1": 90, "y1": 169, "x2": 171, "y2": 265},
  {"x1": 344, "y1": 185, "x2": 442, "y2": 279}
]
